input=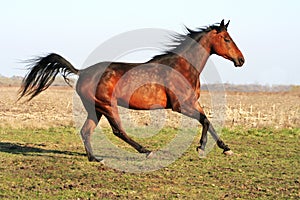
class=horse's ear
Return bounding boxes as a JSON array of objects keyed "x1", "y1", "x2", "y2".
[
  {"x1": 225, "y1": 20, "x2": 230, "y2": 29},
  {"x1": 220, "y1": 19, "x2": 225, "y2": 27},
  {"x1": 218, "y1": 19, "x2": 226, "y2": 33}
]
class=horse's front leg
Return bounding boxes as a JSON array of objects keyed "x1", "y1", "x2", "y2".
[
  {"x1": 181, "y1": 103, "x2": 233, "y2": 157},
  {"x1": 207, "y1": 123, "x2": 233, "y2": 156},
  {"x1": 197, "y1": 113, "x2": 209, "y2": 157}
]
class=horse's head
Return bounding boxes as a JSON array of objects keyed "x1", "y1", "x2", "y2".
[{"x1": 208, "y1": 20, "x2": 245, "y2": 67}]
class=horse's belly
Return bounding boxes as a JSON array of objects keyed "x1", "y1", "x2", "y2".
[{"x1": 117, "y1": 84, "x2": 168, "y2": 110}]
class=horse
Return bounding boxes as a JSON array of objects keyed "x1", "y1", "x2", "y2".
[{"x1": 18, "y1": 20, "x2": 245, "y2": 162}]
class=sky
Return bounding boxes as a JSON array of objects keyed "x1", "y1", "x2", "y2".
[{"x1": 0, "y1": 0, "x2": 299, "y2": 85}]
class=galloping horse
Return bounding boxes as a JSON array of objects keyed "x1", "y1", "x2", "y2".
[{"x1": 19, "y1": 20, "x2": 244, "y2": 162}]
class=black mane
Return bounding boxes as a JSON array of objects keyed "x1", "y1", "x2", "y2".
[{"x1": 150, "y1": 23, "x2": 222, "y2": 60}]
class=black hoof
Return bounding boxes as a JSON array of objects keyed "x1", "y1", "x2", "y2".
[
  {"x1": 139, "y1": 147, "x2": 151, "y2": 154},
  {"x1": 88, "y1": 156, "x2": 103, "y2": 162},
  {"x1": 196, "y1": 146, "x2": 205, "y2": 151}
]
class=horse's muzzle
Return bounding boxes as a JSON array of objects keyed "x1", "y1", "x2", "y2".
[{"x1": 234, "y1": 57, "x2": 245, "y2": 67}]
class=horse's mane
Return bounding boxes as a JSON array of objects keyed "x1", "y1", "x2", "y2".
[{"x1": 151, "y1": 23, "x2": 222, "y2": 60}]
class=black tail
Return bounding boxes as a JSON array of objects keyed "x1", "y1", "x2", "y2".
[{"x1": 18, "y1": 53, "x2": 79, "y2": 101}]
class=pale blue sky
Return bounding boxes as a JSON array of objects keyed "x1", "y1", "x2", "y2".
[{"x1": 0, "y1": 0, "x2": 299, "y2": 85}]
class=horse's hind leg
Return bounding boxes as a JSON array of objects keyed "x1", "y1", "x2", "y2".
[
  {"x1": 80, "y1": 112, "x2": 102, "y2": 162},
  {"x1": 103, "y1": 105, "x2": 151, "y2": 155}
]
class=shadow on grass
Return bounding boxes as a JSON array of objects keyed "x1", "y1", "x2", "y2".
[{"x1": 0, "y1": 142, "x2": 85, "y2": 157}]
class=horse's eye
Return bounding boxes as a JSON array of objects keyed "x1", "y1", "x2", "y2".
[{"x1": 224, "y1": 38, "x2": 231, "y2": 43}]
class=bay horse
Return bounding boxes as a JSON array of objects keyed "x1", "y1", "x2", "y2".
[{"x1": 19, "y1": 20, "x2": 244, "y2": 162}]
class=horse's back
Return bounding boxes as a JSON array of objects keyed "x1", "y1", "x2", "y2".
[{"x1": 76, "y1": 61, "x2": 169, "y2": 110}]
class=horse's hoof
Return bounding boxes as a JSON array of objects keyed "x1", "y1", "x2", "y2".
[
  {"x1": 223, "y1": 150, "x2": 234, "y2": 156},
  {"x1": 88, "y1": 156, "x2": 104, "y2": 163},
  {"x1": 197, "y1": 147, "x2": 206, "y2": 158},
  {"x1": 146, "y1": 151, "x2": 154, "y2": 159}
]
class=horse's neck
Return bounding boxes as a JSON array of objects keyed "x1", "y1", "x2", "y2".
[
  {"x1": 149, "y1": 35, "x2": 211, "y2": 74},
  {"x1": 179, "y1": 45, "x2": 210, "y2": 74}
]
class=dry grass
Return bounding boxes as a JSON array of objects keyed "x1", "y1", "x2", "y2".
[
  {"x1": 224, "y1": 91, "x2": 299, "y2": 128},
  {"x1": 0, "y1": 86, "x2": 299, "y2": 129},
  {"x1": 0, "y1": 86, "x2": 74, "y2": 128}
]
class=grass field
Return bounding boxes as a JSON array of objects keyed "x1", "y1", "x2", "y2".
[
  {"x1": 0, "y1": 86, "x2": 299, "y2": 199},
  {"x1": 0, "y1": 126, "x2": 299, "y2": 199}
]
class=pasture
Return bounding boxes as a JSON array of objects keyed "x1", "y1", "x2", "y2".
[{"x1": 0, "y1": 86, "x2": 299, "y2": 199}]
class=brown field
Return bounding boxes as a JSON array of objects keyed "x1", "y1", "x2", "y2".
[
  {"x1": 0, "y1": 86, "x2": 299, "y2": 129},
  {"x1": 0, "y1": 86, "x2": 299, "y2": 199}
]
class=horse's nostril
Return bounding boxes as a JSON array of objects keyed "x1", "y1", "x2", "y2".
[{"x1": 239, "y1": 57, "x2": 245, "y2": 65}]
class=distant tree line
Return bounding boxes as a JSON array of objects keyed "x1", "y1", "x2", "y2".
[{"x1": 0, "y1": 74, "x2": 293, "y2": 92}]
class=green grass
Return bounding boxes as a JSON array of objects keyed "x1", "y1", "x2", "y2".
[{"x1": 0, "y1": 127, "x2": 299, "y2": 199}]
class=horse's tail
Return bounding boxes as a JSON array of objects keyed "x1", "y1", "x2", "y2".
[{"x1": 18, "y1": 53, "x2": 79, "y2": 101}]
